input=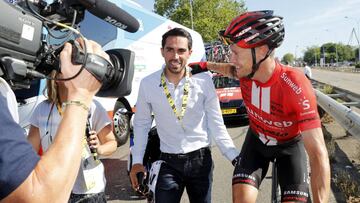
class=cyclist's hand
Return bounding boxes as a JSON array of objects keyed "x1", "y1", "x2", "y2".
[
  {"x1": 129, "y1": 163, "x2": 146, "y2": 191},
  {"x1": 188, "y1": 62, "x2": 208, "y2": 75}
]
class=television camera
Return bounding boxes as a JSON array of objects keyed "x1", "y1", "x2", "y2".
[{"x1": 0, "y1": 0, "x2": 140, "y2": 97}]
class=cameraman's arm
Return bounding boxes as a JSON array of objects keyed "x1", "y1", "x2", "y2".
[{"x1": 3, "y1": 40, "x2": 106, "y2": 203}]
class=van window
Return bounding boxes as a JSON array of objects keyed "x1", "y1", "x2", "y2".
[
  {"x1": 80, "y1": 12, "x2": 117, "y2": 46},
  {"x1": 213, "y1": 76, "x2": 240, "y2": 88}
]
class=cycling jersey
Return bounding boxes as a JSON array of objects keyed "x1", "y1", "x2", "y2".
[{"x1": 240, "y1": 62, "x2": 321, "y2": 143}]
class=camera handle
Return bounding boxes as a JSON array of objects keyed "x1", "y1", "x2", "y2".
[{"x1": 69, "y1": 40, "x2": 114, "y2": 83}]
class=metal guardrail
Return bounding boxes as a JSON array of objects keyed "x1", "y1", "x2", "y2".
[
  {"x1": 315, "y1": 89, "x2": 360, "y2": 137},
  {"x1": 312, "y1": 80, "x2": 360, "y2": 108},
  {"x1": 313, "y1": 66, "x2": 360, "y2": 73}
]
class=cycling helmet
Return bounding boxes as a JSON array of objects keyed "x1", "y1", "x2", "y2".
[
  {"x1": 218, "y1": 10, "x2": 285, "y2": 78},
  {"x1": 219, "y1": 10, "x2": 284, "y2": 49}
]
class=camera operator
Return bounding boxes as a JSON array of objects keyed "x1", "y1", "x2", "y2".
[{"x1": 0, "y1": 39, "x2": 110, "y2": 202}]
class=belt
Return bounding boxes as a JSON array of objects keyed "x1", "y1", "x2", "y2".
[{"x1": 160, "y1": 147, "x2": 210, "y2": 160}]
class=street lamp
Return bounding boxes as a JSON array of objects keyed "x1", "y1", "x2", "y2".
[
  {"x1": 294, "y1": 45, "x2": 298, "y2": 66},
  {"x1": 345, "y1": 16, "x2": 360, "y2": 62},
  {"x1": 314, "y1": 37, "x2": 318, "y2": 67},
  {"x1": 324, "y1": 29, "x2": 338, "y2": 66},
  {"x1": 322, "y1": 46, "x2": 326, "y2": 67}
]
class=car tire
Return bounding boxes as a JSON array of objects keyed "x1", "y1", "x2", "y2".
[{"x1": 113, "y1": 101, "x2": 131, "y2": 147}]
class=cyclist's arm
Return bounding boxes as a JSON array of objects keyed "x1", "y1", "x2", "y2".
[
  {"x1": 302, "y1": 127, "x2": 330, "y2": 203},
  {"x1": 207, "y1": 62, "x2": 237, "y2": 78}
]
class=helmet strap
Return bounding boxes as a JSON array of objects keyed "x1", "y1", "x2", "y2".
[{"x1": 246, "y1": 47, "x2": 274, "y2": 79}]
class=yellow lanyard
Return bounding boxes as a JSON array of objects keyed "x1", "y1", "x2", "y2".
[{"x1": 161, "y1": 68, "x2": 190, "y2": 122}]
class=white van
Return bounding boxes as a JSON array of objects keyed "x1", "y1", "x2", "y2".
[{"x1": 16, "y1": 0, "x2": 206, "y2": 146}]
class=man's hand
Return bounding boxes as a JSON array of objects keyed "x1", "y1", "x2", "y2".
[
  {"x1": 87, "y1": 130, "x2": 100, "y2": 152},
  {"x1": 188, "y1": 62, "x2": 208, "y2": 75},
  {"x1": 60, "y1": 39, "x2": 109, "y2": 103},
  {"x1": 129, "y1": 163, "x2": 147, "y2": 191}
]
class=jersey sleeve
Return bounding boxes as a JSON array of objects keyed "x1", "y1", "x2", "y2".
[{"x1": 285, "y1": 70, "x2": 321, "y2": 132}]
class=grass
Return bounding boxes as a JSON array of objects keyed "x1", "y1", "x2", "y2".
[
  {"x1": 333, "y1": 171, "x2": 360, "y2": 202},
  {"x1": 322, "y1": 85, "x2": 334, "y2": 94}
]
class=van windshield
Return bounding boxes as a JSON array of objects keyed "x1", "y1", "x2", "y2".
[{"x1": 212, "y1": 76, "x2": 240, "y2": 88}]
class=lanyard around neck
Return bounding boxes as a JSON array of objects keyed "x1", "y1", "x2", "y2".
[{"x1": 161, "y1": 68, "x2": 190, "y2": 122}]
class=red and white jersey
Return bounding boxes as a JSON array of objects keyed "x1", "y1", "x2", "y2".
[{"x1": 240, "y1": 62, "x2": 321, "y2": 142}]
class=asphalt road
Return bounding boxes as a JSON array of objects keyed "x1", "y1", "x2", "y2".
[{"x1": 306, "y1": 68, "x2": 359, "y2": 95}]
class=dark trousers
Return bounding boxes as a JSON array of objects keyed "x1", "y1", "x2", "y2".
[
  {"x1": 155, "y1": 147, "x2": 213, "y2": 203},
  {"x1": 68, "y1": 192, "x2": 107, "y2": 203}
]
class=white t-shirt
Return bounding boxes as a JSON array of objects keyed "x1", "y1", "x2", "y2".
[
  {"x1": 29, "y1": 99, "x2": 111, "y2": 194},
  {"x1": 0, "y1": 77, "x2": 19, "y2": 122}
]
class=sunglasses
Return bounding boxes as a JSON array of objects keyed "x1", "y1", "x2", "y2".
[{"x1": 218, "y1": 30, "x2": 236, "y2": 46}]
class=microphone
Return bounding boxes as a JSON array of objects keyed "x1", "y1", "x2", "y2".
[
  {"x1": 77, "y1": 0, "x2": 140, "y2": 33},
  {"x1": 85, "y1": 115, "x2": 98, "y2": 161}
]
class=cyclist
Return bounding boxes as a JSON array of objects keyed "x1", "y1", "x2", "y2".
[{"x1": 189, "y1": 10, "x2": 330, "y2": 203}]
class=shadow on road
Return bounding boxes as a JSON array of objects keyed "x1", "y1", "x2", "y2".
[{"x1": 102, "y1": 158, "x2": 146, "y2": 201}]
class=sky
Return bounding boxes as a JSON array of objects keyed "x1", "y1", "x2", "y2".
[{"x1": 132, "y1": 0, "x2": 360, "y2": 58}]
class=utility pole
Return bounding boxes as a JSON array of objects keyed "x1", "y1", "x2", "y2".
[{"x1": 189, "y1": 0, "x2": 194, "y2": 30}]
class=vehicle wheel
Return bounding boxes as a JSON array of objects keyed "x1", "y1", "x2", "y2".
[{"x1": 113, "y1": 101, "x2": 130, "y2": 147}]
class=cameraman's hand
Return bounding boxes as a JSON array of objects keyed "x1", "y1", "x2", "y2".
[
  {"x1": 129, "y1": 163, "x2": 146, "y2": 191},
  {"x1": 60, "y1": 39, "x2": 109, "y2": 103}
]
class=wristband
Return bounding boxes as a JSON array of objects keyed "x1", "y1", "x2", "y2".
[{"x1": 62, "y1": 100, "x2": 90, "y2": 112}]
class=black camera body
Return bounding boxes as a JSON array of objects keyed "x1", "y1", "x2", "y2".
[
  {"x1": 0, "y1": 1, "x2": 43, "y2": 88},
  {"x1": 0, "y1": 0, "x2": 136, "y2": 98}
]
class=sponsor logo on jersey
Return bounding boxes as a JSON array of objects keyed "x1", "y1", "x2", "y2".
[
  {"x1": 246, "y1": 106, "x2": 293, "y2": 128},
  {"x1": 281, "y1": 73, "x2": 302, "y2": 95}
]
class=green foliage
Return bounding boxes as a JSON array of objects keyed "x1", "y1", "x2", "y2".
[
  {"x1": 281, "y1": 53, "x2": 294, "y2": 65},
  {"x1": 355, "y1": 62, "x2": 360, "y2": 69},
  {"x1": 303, "y1": 43, "x2": 356, "y2": 65},
  {"x1": 154, "y1": 0, "x2": 246, "y2": 42},
  {"x1": 303, "y1": 46, "x2": 320, "y2": 65}
]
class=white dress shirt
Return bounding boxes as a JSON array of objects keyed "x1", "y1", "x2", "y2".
[{"x1": 132, "y1": 68, "x2": 239, "y2": 165}]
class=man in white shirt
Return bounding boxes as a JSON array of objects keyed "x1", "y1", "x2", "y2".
[
  {"x1": 129, "y1": 28, "x2": 239, "y2": 203},
  {"x1": 304, "y1": 64, "x2": 312, "y2": 79}
]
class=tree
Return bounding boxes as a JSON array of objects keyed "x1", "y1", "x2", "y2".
[
  {"x1": 303, "y1": 46, "x2": 320, "y2": 65},
  {"x1": 281, "y1": 53, "x2": 295, "y2": 65},
  {"x1": 154, "y1": 0, "x2": 246, "y2": 42},
  {"x1": 303, "y1": 43, "x2": 356, "y2": 66}
]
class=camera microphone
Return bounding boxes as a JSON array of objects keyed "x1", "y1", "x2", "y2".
[{"x1": 77, "y1": 0, "x2": 140, "y2": 33}]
